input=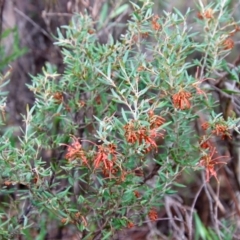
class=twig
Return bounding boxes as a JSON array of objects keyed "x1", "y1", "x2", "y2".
[
  {"x1": 213, "y1": 182, "x2": 222, "y2": 240},
  {"x1": 0, "y1": 0, "x2": 5, "y2": 45},
  {"x1": 13, "y1": 7, "x2": 52, "y2": 41},
  {"x1": 188, "y1": 182, "x2": 204, "y2": 240},
  {"x1": 42, "y1": 12, "x2": 72, "y2": 17},
  {"x1": 202, "y1": 173, "x2": 215, "y2": 227},
  {"x1": 206, "y1": 183, "x2": 226, "y2": 214}
]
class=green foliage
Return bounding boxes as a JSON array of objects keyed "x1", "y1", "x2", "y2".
[
  {"x1": 0, "y1": 0, "x2": 239, "y2": 239},
  {"x1": 0, "y1": 27, "x2": 27, "y2": 70},
  {"x1": 194, "y1": 213, "x2": 236, "y2": 240}
]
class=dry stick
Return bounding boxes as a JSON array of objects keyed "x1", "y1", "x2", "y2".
[
  {"x1": 13, "y1": 7, "x2": 52, "y2": 41},
  {"x1": 142, "y1": 217, "x2": 184, "y2": 224},
  {"x1": 202, "y1": 173, "x2": 216, "y2": 233},
  {"x1": 91, "y1": 0, "x2": 106, "y2": 20},
  {"x1": 188, "y1": 182, "x2": 204, "y2": 240},
  {"x1": 172, "y1": 198, "x2": 186, "y2": 235},
  {"x1": 213, "y1": 182, "x2": 222, "y2": 240},
  {"x1": 0, "y1": 0, "x2": 5, "y2": 45},
  {"x1": 226, "y1": 138, "x2": 240, "y2": 203},
  {"x1": 164, "y1": 196, "x2": 185, "y2": 237},
  {"x1": 205, "y1": 182, "x2": 226, "y2": 214},
  {"x1": 42, "y1": 12, "x2": 72, "y2": 17},
  {"x1": 222, "y1": 166, "x2": 240, "y2": 216}
]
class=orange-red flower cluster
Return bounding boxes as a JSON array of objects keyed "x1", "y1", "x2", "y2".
[
  {"x1": 65, "y1": 137, "x2": 88, "y2": 165},
  {"x1": 127, "y1": 221, "x2": 135, "y2": 228},
  {"x1": 192, "y1": 79, "x2": 208, "y2": 100},
  {"x1": 172, "y1": 90, "x2": 192, "y2": 110},
  {"x1": 152, "y1": 15, "x2": 161, "y2": 31},
  {"x1": 134, "y1": 190, "x2": 141, "y2": 198},
  {"x1": 124, "y1": 118, "x2": 164, "y2": 152},
  {"x1": 212, "y1": 123, "x2": 231, "y2": 140},
  {"x1": 124, "y1": 122, "x2": 138, "y2": 144},
  {"x1": 88, "y1": 29, "x2": 95, "y2": 34},
  {"x1": 199, "y1": 137, "x2": 211, "y2": 149},
  {"x1": 141, "y1": 32, "x2": 149, "y2": 39},
  {"x1": 148, "y1": 208, "x2": 158, "y2": 221},
  {"x1": 198, "y1": 146, "x2": 228, "y2": 182},
  {"x1": 201, "y1": 122, "x2": 210, "y2": 131},
  {"x1": 223, "y1": 38, "x2": 234, "y2": 50},
  {"x1": 197, "y1": 8, "x2": 214, "y2": 19},
  {"x1": 201, "y1": 121, "x2": 231, "y2": 140},
  {"x1": 61, "y1": 218, "x2": 68, "y2": 224},
  {"x1": 230, "y1": 25, "x2": 240, "y2": 36},
  {"x1": 148, "y1": 110, "x2": 165, "y2": 129},
  {"x1": 94, "y1": 143, "x2": 117, "y2": 175},
  {"x1": 138, "y1": 128, "x2": 159, "y2": 152},
  {"x1": 53, "y1": 92, "x2": 63, "y2": 104},
  {"x1": 137, "y1": 65, "x2": 145, "y2": 72},
  {"x1": 199, "y1": 119, "x2": 231, "y2": 181}
]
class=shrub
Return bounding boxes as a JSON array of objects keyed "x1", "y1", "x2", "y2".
[{"x1": 0, "y1": 0, "x2": 239, "y2": 239}]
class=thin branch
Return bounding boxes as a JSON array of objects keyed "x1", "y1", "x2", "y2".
[
  {"x1": 188, "y1": 182, "x2": 204, "y2": 240},
  {"x1": 14, "y1": 7, "x2": 52, "y2": 41}
]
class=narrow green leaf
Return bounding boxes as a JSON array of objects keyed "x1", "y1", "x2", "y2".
[
  {"x1": 121, "y1": 108, "x2": 128, "y2": 123},
  {"x1": 110, "y1": 4, "x2": 129, "y2": 19}
]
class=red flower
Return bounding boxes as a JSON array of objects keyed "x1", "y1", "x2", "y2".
[
  {"x1": 148, "y1": 208, "x2": 158, "y2": 221},
  {"x1": 200, "y1": 139, "x2": 211, "y2": 149},
  {"x1": 197, "y1": 8, "x2": 214, "y2": 19},
  {"x1": 199, "y1": 135, "x2": 212, "y2": 150},
  {"x1": 201, "y1": 122, "x2": 210, "y2": 131},
  {"x1": 127, "y1": 221, "x2": 134, "y2": 228},
  {"x1": 138, "y1": 128, "x2": 162, "y2": 152},
  {"x1": 151, "y1": 15, "x2": 161, "y2": 31},
  {"x1": 64, "y1": 137, "x2": 88, "y2": 165},
  {"x1": 193, "y1": 80, "x2": 208, "y2": 100},
  {"x1": 94, "y1": 144, "x2": 117, "y2": 172},
  {"x1": 198, "y1": 146, "x2": 228, "y2": 182},
  {"x1": 204, "y1": 8, "x2": 214, "y2": 19},
  {"x1": 148, "y1": 110, "x2": 165, "y2": 129},
  {"x1": 223, "y1": 38, "x2": 234, "y2": 50},
  {"x1": 212, "y1": 124, "x2": 231, "y2": 140},
  {"x1": 53, "y1": 92, "x2": 63, "y2": 103},
  {"x1": 124, "y1": 119, "x2": 165, "y2": 152},
  {"x1": 134, "y1": 190, "x2": 141, "y2": 198},
  {"x1": 172, "y1": 90, "x2": 192, "y2": 110},
  {"x1": 124, "y1": 122, "x2": 138, "y2": 144}
]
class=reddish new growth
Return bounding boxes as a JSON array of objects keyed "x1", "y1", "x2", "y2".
[
  {"x1": 148, "y1": 208, "x2": 158, "y2": 221},
  {"x1": 198, "y1": 146, "x2": 228, "y2": 182},
  {"x1": 212, "y1": 123, "x2": 231, "y2": 140},
  {"x1": 94, "y1": 143, "x2": 117, "y2": 175},
  {"x1": 172, "y1": 90, "x2": 192, "y2": 110},
  {"x1": 64, "y1": 137, "x2": 88, "y2": 165}
]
